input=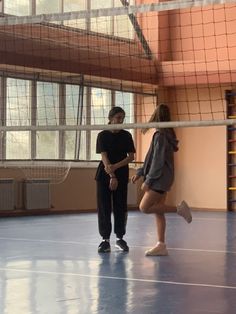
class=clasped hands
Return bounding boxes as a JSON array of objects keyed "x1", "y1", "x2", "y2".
[{"x1": 105, "y1": 164, "x2": 118, "y2": 191}]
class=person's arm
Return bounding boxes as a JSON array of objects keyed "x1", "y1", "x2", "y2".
[
  {"x1": 101, "y1": 151, "x2": 118, "y2": 190},
  {"x1": 105, "y1": 154, "x2": 134, "y2": 176},
  {"x1": 145, "y1": 132, "x2": 166, "y2": 186},
  {"x1": 101, "y1": 152, "x2": 116, "y2": 178},
  {"x1": 105, "y1": 152, "x2": 134, "y2": 175}
]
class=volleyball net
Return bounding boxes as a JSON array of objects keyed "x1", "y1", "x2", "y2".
[{"x1": 0, "y1": 0, "x2": 236, "y2": 181}]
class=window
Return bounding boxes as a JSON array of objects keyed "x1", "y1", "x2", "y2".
[
  {"x1": 65, "y1": 84, "x2": 87, "y2": 160},
  {"x1": 114, "y1": 0, "x2": 135, "y2": 39},
  {"x1": 1, "y1": 1, "x2": 135, "y2": 161},
  {"x1": 90, "y1": 88, "x2": 112, "y2": 160},
  {"x1": 3, "y1": 0, "x2": 135, "y2": 40},
  {"x1": 37, "y1": 82, "x2": 59, "y2": 126},
  {"x1": 6, "y1": 131, "x2": 30, "y2": 159},
  {"x1": 36, "y1": 131, "x2": 59, "y2": 159},
  {"x1": 63, "y1": 0, "x2": 86, "y2": 30},
  {"x1": 115, "y1": 91, "x2": 135, "y2": 144},
  {"x1": 6, "y1": 79, "x2": 30, "y2": 159},
  {"x1": 2, "y1": 79, "x2": 134, "y2": 161},
  {"x1": 90, "y1": 0, "x2": 113, "y2": 35},
  {"x1": 6, "y1": 79, "x2": 30, "y2": 127},
  {"x1": 115, "y1": 91, "x2": 134, "y2": 124},
  {"x1": 36, "y1": 0, "x2": 60, "y2": 14},
  {"x1": 4, "y1": 0, "x2": 30, "y2": 15},
  {"x1": 36, "y1": 82, "x2": 59, "y2": 159}
]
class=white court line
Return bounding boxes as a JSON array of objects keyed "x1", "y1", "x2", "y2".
[
  {"x1": 0, "y1": 214, "x2": 234, "y2": 230},
  {"x1": 132, "y1": 245, "x2": 236, "y2": 255},
  {"x1": 0, "y1": 267, "x2": 235, "y2": 290},
  {"x1": 0, "y1": 218, "x2": 97, "y2": 230},
  {"x1": 0, "y1": 237, "x2": 92, "y2": 246},
  {"x1": 0, "y1": 236, "x2": 236, "y2": 255},
  {"x1": 167, "y1": 215, "x2": 236, "y2": 222}
]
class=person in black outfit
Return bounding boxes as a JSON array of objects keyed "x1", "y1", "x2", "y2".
[{"x1": 95, "y1": 106, "x2": 136, "y2": 253}]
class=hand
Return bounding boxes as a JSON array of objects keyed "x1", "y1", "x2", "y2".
[
  {"x1": 105, "y1": 164, "x2": 116, "y2": 175},
  {"x1": 131, "y1": 175, "x2": 140, "y2": 184},
  {"x1": 109, "y1": 177, "x2": 118, "y2": 191},
  {"x1": 141, "y1": 182, "x2": 149, "y2": 192}
]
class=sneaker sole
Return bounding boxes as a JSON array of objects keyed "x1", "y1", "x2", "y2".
[
  {"x1": 98, "y1": 248, "x2": 111, "y2": 253},
  {"x1": 115, "y1": 244, "x2": 129, "y2": 252},
  {"x1": 178, "y1": 201, "x2": 192, "y2": 223},
  {"x1": 145, "y1": 250, "x2": 168, "y2": 256},
  {"x1": 98, "y1": 249, "x2": 111, "y2": 253}
]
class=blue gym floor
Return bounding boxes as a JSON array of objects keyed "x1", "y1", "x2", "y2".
[{"x1": 0, "y1": 210, "x2": 236, "y2": 314}]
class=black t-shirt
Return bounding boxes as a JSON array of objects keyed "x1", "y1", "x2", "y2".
[{"x1": 95, "y1": 129, "x2": 136, "y2": 182}]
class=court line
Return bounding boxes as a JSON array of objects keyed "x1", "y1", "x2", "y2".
[
  {"x1": 0, "y1": 236, "x2": 236, "y2": 254},
  {"x1": 0, "y1": 217, "x2": 233, "y2": 233},
  {"x1": 0, "y1": 213, "x2": 235, "y2": 228},
  {"x1": 0, "y1": 267, "x2": 235, "y2": 290}
]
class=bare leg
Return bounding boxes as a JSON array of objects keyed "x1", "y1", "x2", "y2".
[
  {"x1": 139, "y1": 189, "x2": 177, "y2": 214},
  {"x1": 140, "y1": 192, "x2": 168, "y2": 256},
  {"x1": 139, "y1": 190, "x2": 192, "y2": 256},
  {"x1": 155, "y1": 213, "x2": 166, "y2": 243},
  {"x1": 145, "y1": 214, "x2": 168, "y2": 256},
  {"x1": 154, "y1": 194, "x2": 166, "y2": 243}
]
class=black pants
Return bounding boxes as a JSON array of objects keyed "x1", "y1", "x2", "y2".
[{"x1": 96, "y1": 180, "x2": 128, "y2": 239}]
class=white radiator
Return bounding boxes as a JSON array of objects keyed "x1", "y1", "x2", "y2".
[
  {"x1": 0, "y1": 179, "x2": 15, "y2": 210},
  {"x1": 24, "y1": 179, "x2": 51, "y2": 210}
]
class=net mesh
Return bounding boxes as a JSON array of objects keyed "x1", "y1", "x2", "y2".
[{"x1": 0, "y1": 0, "x2": 236, "y2": 173}]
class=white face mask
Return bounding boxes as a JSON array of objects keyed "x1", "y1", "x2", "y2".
[{"x1": 109, "y1": 112, "x2": 125, "y2": 124}]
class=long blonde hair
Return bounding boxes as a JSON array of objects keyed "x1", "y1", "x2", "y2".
[{"x1": 142, "y1": 104, "x2": 171, "y2": 134}]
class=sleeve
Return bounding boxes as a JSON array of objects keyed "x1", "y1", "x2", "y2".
[
  {"x1": 136, "y1": 167, "x2": 144, "y2": 177},
  {"x1": 126, "y1": 132, "x2": 136, "y2": 153},
  {"x1": 96, "y1": 132, "x2": 107, "y2": 153},
  {"x1": 145, "y1": 132, "x2": 166, "y2": 186}
]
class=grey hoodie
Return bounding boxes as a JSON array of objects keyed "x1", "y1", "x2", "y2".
[{"x1": 137, "y1": 129, "x2": 179, "y2": 192}]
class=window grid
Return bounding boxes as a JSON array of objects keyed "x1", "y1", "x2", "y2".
[
  {"x1": 1, "y1": 1, "x2": 135, "y2": 161},
  {"x1": 1, "y1": 77, "x2": 134, "y2": 161}
]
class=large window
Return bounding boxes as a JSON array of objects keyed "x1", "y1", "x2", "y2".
[
  {"x1": 1, "y1": 1, "x2": 135, "y2": 161},
  {"x1": 3, "y1": 1, "x2": 135, "y2": 39},
  {"x1": 1, "y1": 78, "x2": 134, "y2": 161}
]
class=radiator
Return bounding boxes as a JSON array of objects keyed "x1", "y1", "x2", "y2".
[
  {"x1": 24, "y1": 179, "x2": 51, "y2": 210},
  {"x1": 0, "y1": 179, "x2": 15, "y2": 210}
]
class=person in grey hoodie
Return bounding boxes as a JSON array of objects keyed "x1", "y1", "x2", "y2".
[{"x1": 131, "y1": 104, "x2": 192, "y2": 256}]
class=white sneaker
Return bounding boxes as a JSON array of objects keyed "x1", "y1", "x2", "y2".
[
  {"x1": 145, "y1": 242, "x2": 168, "y2": 256},
  {"x1": 177, "y1": 200, "x2": 192, "y2": 223}
]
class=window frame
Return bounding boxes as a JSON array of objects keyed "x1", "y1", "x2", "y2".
[
  {"x1": 0, "y1": 0, "x2": 136, "y2": 161},
  {"x1": 0, "y1": 76, "x2": 135, "y2": 161}
]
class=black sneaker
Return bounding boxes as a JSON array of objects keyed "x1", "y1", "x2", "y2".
[
  {"x1": 98, "y1": 240, "x2": 111, "y2": 253},
  {"x1": 115, "y1": 239, "x2": 129, "y2": 252}
]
